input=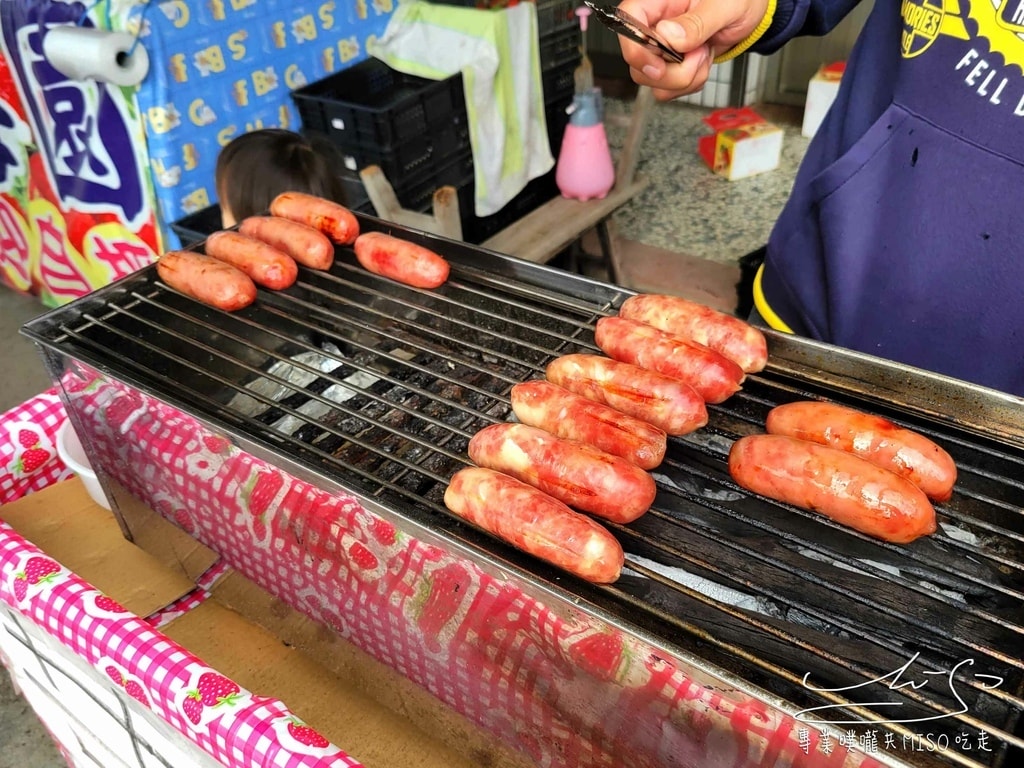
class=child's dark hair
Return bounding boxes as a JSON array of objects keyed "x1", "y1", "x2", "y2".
[{"x1": 215, "y1": 128, "x2": 348, "y2": 222}]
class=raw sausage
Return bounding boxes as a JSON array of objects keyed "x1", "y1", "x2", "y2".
[
  {"x1": 595, "y1": 316, "x2": 744, "y2": 404},
  {"x1": 619, "y1": 294, "x2": 768, "y2": 373},
  {"x1": 239, "y1": 215, "x2": 335, "y2": 270},
  {"x1": 728, "y1": 434, "x2": 937, "y2": 544},
  {"x1": 444, "y1": 467, "x2": 624, "y2": 583},
  {"x1": 353, "y1": 231, "x2": 450, "y2": 289},
  {"x1": 156, "y1": 250, "x2": 257, "y2": 311},
  {"x1": 510, "y1": 380, "x2": 667, "y2": 469},
  {"x1": 203, "y1": 230, "x2": 298, "y2": 290},
  {"x1": 269, "y1": 191, "x2": 360, "y2": 245},
  {"x1": 545, "y1": 354, "x2": 707, "y2": 436},
  {"x1": 765, "y1": 401, "x2": 957, "y2": 502},
  {"x1": 468, "y1": 422, "x2": 657, "y2": 523}
]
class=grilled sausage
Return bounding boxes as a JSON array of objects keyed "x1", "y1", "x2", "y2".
[
  {"x1": 353, "y1": 231, "x2": 450, "y2": 289},
  {"x1": 546, "y1": 354, "x2": 707, "y2": 436},
  {"x1": 510, "y1": 380, "x2": 667, "y2": 470},
  {"x1": 156, "y1": 250, "x2": 257, "y2": 311},
  {"x1": 203, "y1": 230, "x2": 298, "y2": 290},
  {"x1": 728, "y1": 434, "x2": 937, "y2": 544},
  {"x1": 269, "y1": 191, "x2": 360, "y2": 245},
  {"x1": 619, "y1": 294, "x2": 768, "y2": 373},
  {"x1": 765, "y1": 401, "x2": 957, "y2": 502},
  {"x1": 444, "y1": 466, "x2": 624, "y2": 583},
  {"x1": 468, "y1": 422, "x2": 657, "y2": 523},
  {"x1": 595, "y1": 316, "x2": 744, "y2": 404},
  {"x1": 239, "y1": 215, "x2": 335, "y2": 270}
]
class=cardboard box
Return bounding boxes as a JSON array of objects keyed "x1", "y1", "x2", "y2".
[
  {"x1": 802, "y1": 61, "x2": 845, "y2": 138},
  {"x1": 697, "y1": 107, "x2": 784, "y2": 181},
  {"x1": 0, "y1": 479, "x2": 530, "y2": 768}
]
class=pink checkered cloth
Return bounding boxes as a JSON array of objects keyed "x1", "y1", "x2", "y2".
[
  {"x1": 0, "y1": 387, "x2": 73, "y2": 505},
  {"x1": 0, "y1": 518, "x2": 364, "y2": 768}
]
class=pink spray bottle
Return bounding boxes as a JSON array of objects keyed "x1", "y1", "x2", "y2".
[{"x1": 555, "y1": 6, "x2": 616, "y2": 201}]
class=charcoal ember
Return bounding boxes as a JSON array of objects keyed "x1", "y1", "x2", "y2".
[
  {"x1": 292, "y1": 422, "x2": 328, "y2": 444},
  {"x1": 396, "y1": 467, "x2": 433, "y2": 495},
  {"x1": 420, "y1": 449, "x2": 459, "y2": 479}
]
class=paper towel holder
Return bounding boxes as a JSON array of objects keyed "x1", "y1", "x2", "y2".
[{"x1": 42, "y1": 25, "x2": 150, "y2": 88}]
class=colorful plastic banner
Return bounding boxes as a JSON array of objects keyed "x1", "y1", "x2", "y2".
[
  {"x1": 0, "y1": 0, "x2": 161, "y2": 306},
  {"x1": 0, "y1": 0, "x2": 395, "y2": 305}
]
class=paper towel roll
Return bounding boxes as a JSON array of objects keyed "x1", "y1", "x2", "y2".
[{"x1": 42, "y1": 26, "x2": 150, "y2": 88}]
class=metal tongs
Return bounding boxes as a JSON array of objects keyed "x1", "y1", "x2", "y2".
[{"x1": 583, "y1": 1, "x2": 685, "y2": 64}]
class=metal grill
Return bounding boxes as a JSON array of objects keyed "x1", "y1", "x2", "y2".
[{"x1": 24, "y1": 220, "x2": 1023, "y2": 768}]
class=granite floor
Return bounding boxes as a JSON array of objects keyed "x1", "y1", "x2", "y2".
[
  {"x1": 603, "y1": 95, "x2": 809, "y2": 265},
  {"x1": 0, "y1": 94, "x2": 811, "y2": 767}
]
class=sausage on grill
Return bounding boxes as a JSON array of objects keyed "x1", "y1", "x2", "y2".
[
  {"x1": 156, "y1": 250, "x2": 257, "y2": 311},
  {"x1": 353, "y1": 231, "x2": 450, "y2": 289},
  {"x1": 619, "y1": 294, "x2": 768, "y2": 373},
  {"x1": 203, "y1": 230, "x2": 298, "y2": 290},
  {"x1": 595, "y1": 316, "x2": 744, "y2": 404},
  {"x1": 728, "y1": 434, "x2": 937, "y2": 544},
  {"x1": 444, "y1": 467, "x2": 624, "y2": 583},
  {"x1": 239, "y1": 215, "x2": 335, "y2": 270},
  {"x1": 269, "y1": 191, "x2": 360, "y2": 245},
  {"x1": 546, "y1": 354, "x2": 707, "y2": 436},
  {"x1": 510, "y1": 380, "x2": 667, "y2": 469},
  {"x1": 765, "y1": 401, "x2": 957, "y2": 502},
  {"x1": 468, "y1": 422, "x2": 657, "y2": 523}
]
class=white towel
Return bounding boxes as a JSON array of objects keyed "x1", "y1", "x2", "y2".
[{"x1": 368, "y1": 1, "x2": 555, "y2": 217}]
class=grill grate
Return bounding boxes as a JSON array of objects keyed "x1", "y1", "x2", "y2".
[{"x1": 26, "y1": 226, "x2": 1023, "y2": 768}]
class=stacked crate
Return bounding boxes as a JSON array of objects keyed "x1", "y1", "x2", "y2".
[{"x1": 291, "y1": 0, "x2": 582, "y2": 244}]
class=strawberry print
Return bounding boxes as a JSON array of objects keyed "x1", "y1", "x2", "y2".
[
  {"x1": 105, "y1": 665, "x2": 123, "y2": 685},
  {"x1": 567, "y1": 630, "x2": 626, "y2": 682},
  {"x1": 202, "y1": 434, "x2": 231, "y2": 453},
  {"x1": 105, "y1": 392, "x2": 143, "y2": 431},
  {"x1": 182, "y1": 695, "x2": 204, "y2": 725},
  {"x1": 12, "y1": 578, "x2": 28, "y2": 603},
  {"x1": 95, "y1": 595, "x2": 126, "y2": 613},
  {"x1": 347, "y1": 541, "x2": 378, "y2": 571},
  {"x1": 194, "y1": 672, "x2": 241, "y2": 707},
  {"x1": 12, "y1": 447, "x2": 51, "y2": 474},
  {"x1": 287, "y1": 719, "x2": 330, "y2": 748},
  {"x1": 246, "y1": 470, "x2": 283, "y2": 518},
  {"x1": 21, "y1": 557, "x2": 60, "y2": 586},
  {"x1": 124, "y1": 680, "x2": 150, "y2": 707},
  {"x1": 415, "y1": 563, "x2": 470, "y2": 654},
  {"x1": 369, "y1": 516, "x2": 397, "y2": 546},
  {"x1": 17, "y1": 429, "x2": 38, "y2": 448}
]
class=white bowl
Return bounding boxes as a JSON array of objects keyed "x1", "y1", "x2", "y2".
[{"x1": 56, "y1": 420, "x2": 111, "y2": 511}]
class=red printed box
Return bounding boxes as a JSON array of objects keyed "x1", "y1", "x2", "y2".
[{"x1": 697, "y1": 106, "x2": 784, "y2": 181}]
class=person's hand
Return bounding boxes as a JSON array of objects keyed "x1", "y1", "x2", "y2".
[{"x1": 617, "y1": 0, "x2": 770, "y2": 100}]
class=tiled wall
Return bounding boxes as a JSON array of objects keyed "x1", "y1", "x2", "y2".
[{"x1": 676, "y1": 53, "x2": 765, "y2": 108}]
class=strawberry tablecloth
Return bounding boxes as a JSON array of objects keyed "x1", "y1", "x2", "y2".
[{"x1": 0, "y1": 387, "x2": 365, "y2": 767}]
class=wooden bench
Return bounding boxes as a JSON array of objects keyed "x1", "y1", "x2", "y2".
[{"x1": 361, "y1": 86, "x2": 655, "y2": 283}]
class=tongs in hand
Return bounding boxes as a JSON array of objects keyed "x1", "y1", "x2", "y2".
[{"x1": 583, "y1": 1, "x2": 685, "y2": 64}]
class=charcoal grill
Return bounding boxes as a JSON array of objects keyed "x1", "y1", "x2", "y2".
[{"x1": 23, "y1": 215, "x2": 1023, "y2": 768}]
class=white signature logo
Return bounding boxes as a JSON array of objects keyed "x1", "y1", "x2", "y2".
[{"x1": 797, "y1": 652, "x2": 1004, "y2": 725}]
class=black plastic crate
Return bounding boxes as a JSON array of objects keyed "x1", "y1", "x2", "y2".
[
  {"x1": 425, "y1": 0, "x2": 579, "y2": 36},
  {"x1": 462, "y1": 170, "x2": 560, "y2": 243},
  {"x1": 546, "y1": 100, "x2": 571, "y2": 157},
  {"x1": 396, "y1": 150, "x2": 476, "y2": 212},
  {"x1": 537, "y1": 0, "x2": 579, "y2": 37},
  {"x1": 292, "y1": 58, "x2": 467, "y2": 150},
  {"x1": 542, "y1": 58, "x2": 578, "y2": 105},
  {"x1": 169, "y1": 204, "x2": 223, "y2": 246},
  {"x1": 539, "y1": 24, "x2": 581, "y2": 70},
  {"x1": 332, "y1": 119, "x2": 471, "y2": 184}
]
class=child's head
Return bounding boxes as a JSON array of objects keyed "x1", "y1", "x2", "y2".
[{"x1": 215, "y1": 128, "x2": 348, "y2": 227}]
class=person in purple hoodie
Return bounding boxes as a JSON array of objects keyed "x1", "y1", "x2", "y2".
[{"x1": 617, "y1": 0, "x2": 1024, "y2": 397}]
